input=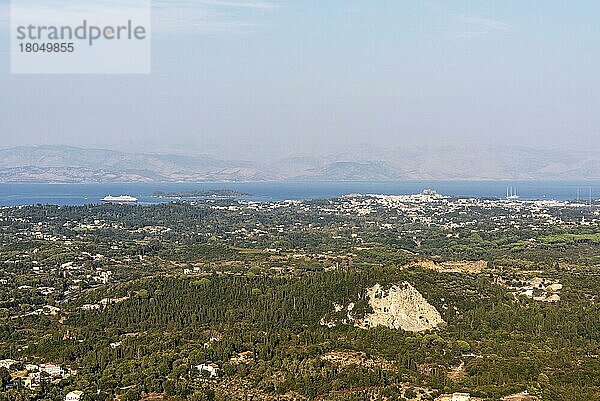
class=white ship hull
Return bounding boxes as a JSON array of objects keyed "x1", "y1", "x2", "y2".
[{"x1": 102, "y1": 195, "x2": 138, "y2": 203}]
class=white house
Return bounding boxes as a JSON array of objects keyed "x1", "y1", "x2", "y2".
[
  {"x1": 65, "y1": 390, "x2": 84, "y2": 401},
  {"x1": 451, "y1": 395, "x2": 472, "y2": 401},
  {"x1": 39, "y1": 363, "x2": 64, "y2": 377},
  {"x1": 25, "y1": 363, "x2": 39, "y2": 372},
  {"x1": 195, "y1": 363, "x2": 219, "y2": 378}
]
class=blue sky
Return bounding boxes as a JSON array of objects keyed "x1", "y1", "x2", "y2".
[{"x1": 1, "y1": 1, "x2": 600, "y2": 158}]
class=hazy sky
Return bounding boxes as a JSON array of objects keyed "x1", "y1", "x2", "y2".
[{"x1": 1, "y1": 0, "x2": 600, "y2": 159}]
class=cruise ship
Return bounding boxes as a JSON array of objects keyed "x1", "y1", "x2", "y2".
[{"x1": 101, "y1": 195, "x2": 138, "y2": 204}]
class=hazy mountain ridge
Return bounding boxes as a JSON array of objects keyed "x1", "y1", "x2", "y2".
[{"x1": 1, "y1": 145, "x2": 599, "y2": 183}]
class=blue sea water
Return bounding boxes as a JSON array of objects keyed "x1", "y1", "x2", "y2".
[{"x1": 0, "y1": 181, "x2": 598, "y2": 206}]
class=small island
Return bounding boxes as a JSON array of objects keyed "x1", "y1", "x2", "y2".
[{"x1": 152, "y1": 189, "x2": 252, "y2": 198}]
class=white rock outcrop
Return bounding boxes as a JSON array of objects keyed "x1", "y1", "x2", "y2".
[
  {"x1": 356, "y1": 282, "x2": 445, "y2": 332},
  {"x1": 320, "y1": 282, "x2": 445, "y2": 332}
]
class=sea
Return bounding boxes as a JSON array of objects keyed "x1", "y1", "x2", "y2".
[{"x1": 0, "y1": 181, "x2": 598, "y2": 207}]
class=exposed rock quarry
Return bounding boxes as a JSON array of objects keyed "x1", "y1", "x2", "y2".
[
  {"x1": 412, "y1": 259, "x2": 487, "y2": 274},
  {"x1": 356, "y1": 282, "x2": 445, "y2": 332},
  {"x1": 320, "y1": 282, "x2": 445, "y2": 332},
  {"x1": 501, "y1": 276, "x2": 563, "y2": 303}
]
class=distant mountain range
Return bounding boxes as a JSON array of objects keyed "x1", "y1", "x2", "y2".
[{"x1": 1, "y1": 145, "x2": 600, "y2": 183}]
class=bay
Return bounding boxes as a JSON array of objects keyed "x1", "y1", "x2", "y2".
[{"x1": 0, "y1": 181, "x2": 598, "y2": 206}]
